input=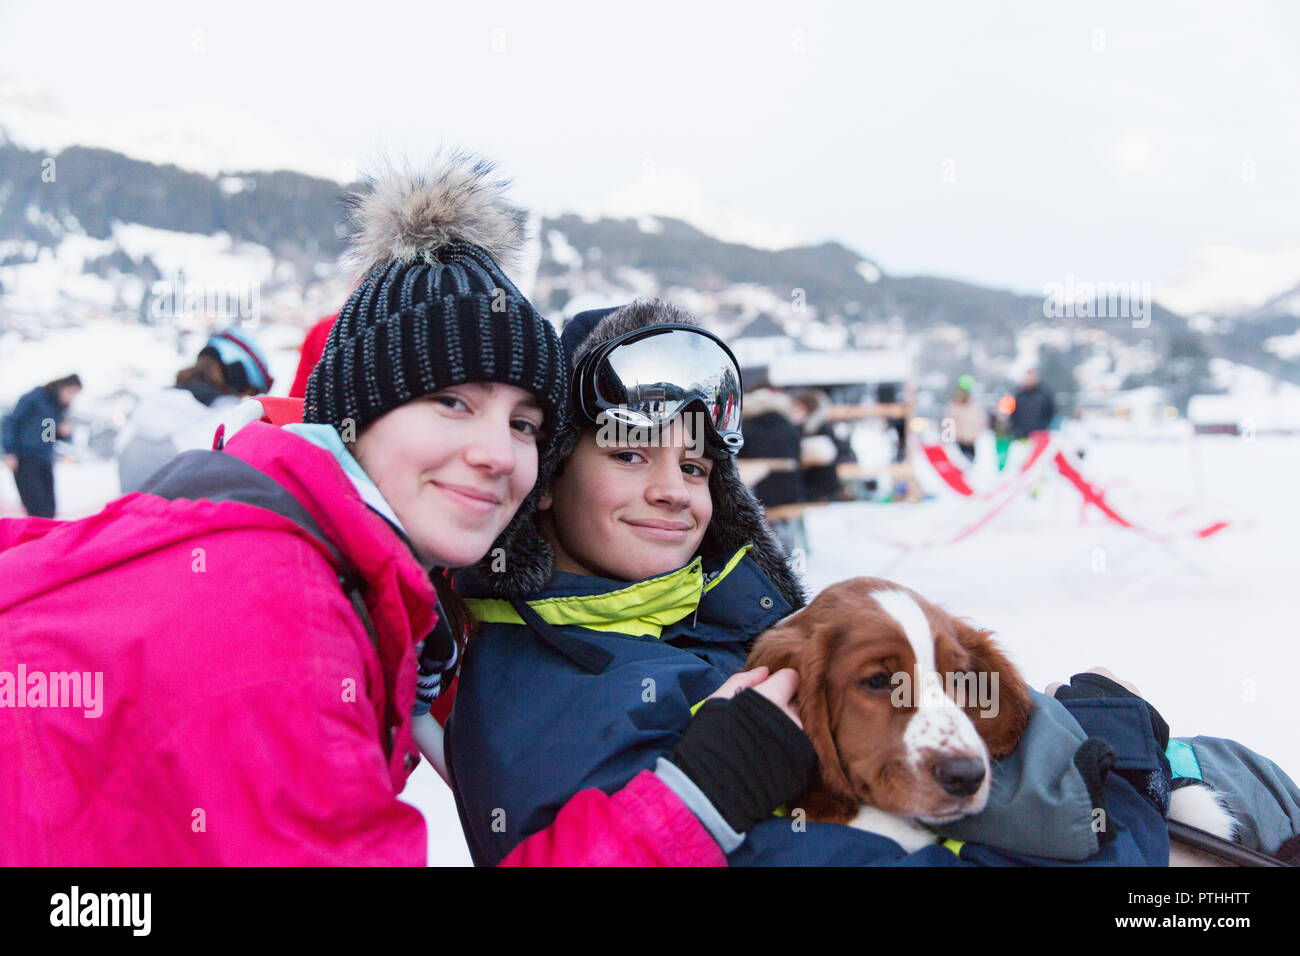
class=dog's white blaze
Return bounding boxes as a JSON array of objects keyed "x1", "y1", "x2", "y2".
[
  {"x1": 871, "y1": 589, "x2": 985, "y2": 762},
  {"x1": 873, "y1": 589, "x2": 935, "y2": 675}
]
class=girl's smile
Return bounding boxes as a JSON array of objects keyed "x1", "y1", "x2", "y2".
[{"x1": 355, "y1": 382, "x2": 542, "y2": 569}]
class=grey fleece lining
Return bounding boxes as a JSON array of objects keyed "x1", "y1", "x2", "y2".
[{"x1": 1180, "y1": 735, "x2": 1300, "y2": 854}]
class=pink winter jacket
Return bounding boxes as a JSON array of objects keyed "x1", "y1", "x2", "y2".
[{"x1": 0, "y1": 422, "x2": 722, "y2": 866}]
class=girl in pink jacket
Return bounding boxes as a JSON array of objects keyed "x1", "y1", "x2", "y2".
[{"x1": 0, "y1": 154, "x2": 812, "y2": 866}]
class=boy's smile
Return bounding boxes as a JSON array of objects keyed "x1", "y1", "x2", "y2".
[{"x1": 542, "y1": 418, "x2": 714, "y2": 582}]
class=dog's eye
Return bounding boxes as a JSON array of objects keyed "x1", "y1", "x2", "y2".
[{"x1": 859, "y1": 672, "x2": 891, "y2": 691}]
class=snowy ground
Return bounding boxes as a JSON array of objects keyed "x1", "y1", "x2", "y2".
[
  {"x1": 4, "y1": 320, "x2": 1296, "y2": 864},
  {"x1": 830, "y1": 432, "x2": 1300, "y2": 788}
]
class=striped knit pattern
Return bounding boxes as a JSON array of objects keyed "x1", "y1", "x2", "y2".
[{"x1": 303, "y1": 241, "x2": 567, "y2": 442}]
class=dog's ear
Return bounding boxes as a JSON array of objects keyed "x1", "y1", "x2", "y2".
[
  {"x1": 748, "y1": 619, "x2": 858, "y2": 812},
  {"x1": 745, "y1": 620, "x2": 805, "y2": 674},
  {"x1": 953, "y1": 620, "x2": 1033, "y2": 759}
]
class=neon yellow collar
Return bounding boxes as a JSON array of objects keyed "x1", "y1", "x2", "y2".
[{"x1": 465, "y1": 546, "x2": 751, "y2": 638}]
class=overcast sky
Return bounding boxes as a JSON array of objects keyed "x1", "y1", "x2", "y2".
[{"x1": 3, "y1": 0, "x2": 1297, "y2": 299}]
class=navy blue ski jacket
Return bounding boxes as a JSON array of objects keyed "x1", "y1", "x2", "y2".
[
  {"x1": 446, "y1": 549, "x2": 1171, "y2": 866},
  {"x1": 2, "y1": 386, "x2": 62, "y2": 461}
]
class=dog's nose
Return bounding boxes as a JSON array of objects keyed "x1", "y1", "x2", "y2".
[{"x1": 933, "y1": 757, "x2": 986, "y2": 797}]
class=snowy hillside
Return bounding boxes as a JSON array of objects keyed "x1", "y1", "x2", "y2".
[
  {"x1": 5, "y1": 96, "x2": 1299, "y2": 421},
  {"x1": 1155, "y1": 242, "x2": 1300, "y2": 318}
]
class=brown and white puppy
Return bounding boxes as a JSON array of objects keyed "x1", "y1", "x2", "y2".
[{"x1": 747, "y1": 577, "x2": 1034, "y2": 851}]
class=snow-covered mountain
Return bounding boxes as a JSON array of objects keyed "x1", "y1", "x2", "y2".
[
  {"x1": 5, "y1": 76, "x2": 1296, "y2": 337},
  {"x1": 1154, "y1": 242, "x2": 1300, "y2": 319},
  {"x1": 2, "y1": 112, "x2": 1296, "y2": 424}
]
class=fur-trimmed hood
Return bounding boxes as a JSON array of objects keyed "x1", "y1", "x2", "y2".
[{"x1": 459, "y1": 299, "x2": 807, "y2": 610}]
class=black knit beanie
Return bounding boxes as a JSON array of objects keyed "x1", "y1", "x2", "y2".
[{"x1": 304, "y1": 153, "x2": 566, "y2": 444}]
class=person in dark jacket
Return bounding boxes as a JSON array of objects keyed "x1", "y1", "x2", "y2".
[
  {"x1": 3, "y1": 374, "x2": 81, "y2": 518},
  {"x1": 1010, "y1": 368, "x2": 1056, "y2": 439},
  {"x1": 876, "y1": 381, "x2": 909, "y2": 463},
  {"x1": 736, "y1": 386, "x2": 806, "y2": 553},
  {"x1": 738, "y1": 387, "x2": 805, "y2": 507},
  {"x1": 793, "y1": 388, "x2": 855, "y2": 502},
  {"x1": 446, "y1": 301, "x2": 1177, "y2": 867}
]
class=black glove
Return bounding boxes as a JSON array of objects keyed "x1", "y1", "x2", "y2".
[
  {"x1": 1052, "y1": 672, "x2": 1170, "y2": 751},
  {"x1": 665, "y1": 688, "x2": 818, "y2": 834},
  {"x1": 1054, "y1": 672, "x2": 1171, "y2": 817}
]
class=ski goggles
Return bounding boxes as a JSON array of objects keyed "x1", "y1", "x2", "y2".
[{"x1": 571, "y1": 323, "x2": 745, "y2": 454}]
